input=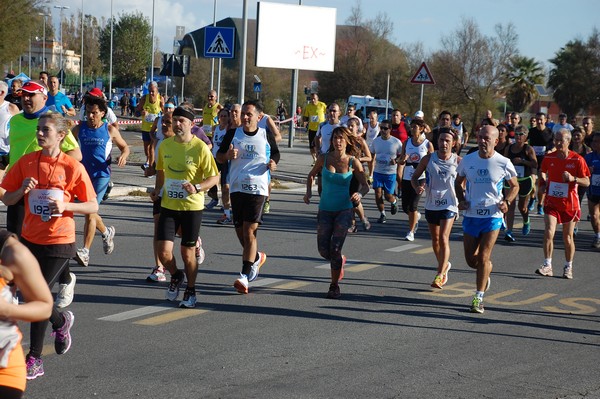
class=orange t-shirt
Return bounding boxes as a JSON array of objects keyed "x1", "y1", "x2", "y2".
[
  {"x1": 0, "y1": 151, "x2": 96, "y2": 245},
  {"x1": 0, "y1": 277, "x2": 25, "y2": 392}
]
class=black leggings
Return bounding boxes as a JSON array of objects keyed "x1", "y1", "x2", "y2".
[
  {"x1": 0, "y1": 386, "x2": 23, "y2": 399},
  {"x1": 28, "y1": 256, "x2": 69, "y2": 358}
]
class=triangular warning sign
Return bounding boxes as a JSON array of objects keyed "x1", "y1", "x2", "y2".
[
  {"x1": 206, "y1": 32, "x2": 231, "y2": 56},
  {"x1": 410, "y1": 62, "x2": 435, "y2": 85}
]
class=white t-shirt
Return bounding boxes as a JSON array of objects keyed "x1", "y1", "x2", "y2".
[
  {"x1": 402, "y1": 137, "x2": 430, "y2": 180},
  {"x1": 228, "y1": 127, "x2": 271, "y2": 196},
  {"x1": 316, "y1": 122, "x2": 340, "y2": 154},
  {"x1": 425, "y1": 152, "x2": 459, "y2": 212},
  {"x1": 365, "y1": 122, "x2": 380, "y2": 151},
  {"x1": 456, "y1": 151, "x2": 517, "y2": 218},
  {"x1": 372, "y1": 135, "x2": 402, "y2": 175},
  {"x1": 0, "y1": 101, "x2": 12, "y2": 154}
]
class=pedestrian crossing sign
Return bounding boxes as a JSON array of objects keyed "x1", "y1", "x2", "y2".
[
  {"x1": 204, "y1": 26, "x2": 235, "y2": 59},
  {"x1": 410, "y1": 62, "x2": 435, "y2": 85}
]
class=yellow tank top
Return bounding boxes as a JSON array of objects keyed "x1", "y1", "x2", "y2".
[{"x1": 141, "y1": 94, "x2": 162, "y2": 132}]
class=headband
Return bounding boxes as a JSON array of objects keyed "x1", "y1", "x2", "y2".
[{"x1": 173, "y1": 107, "x2": 195, "y2": 122}]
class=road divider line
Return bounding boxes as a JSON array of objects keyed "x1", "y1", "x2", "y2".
[
  {"x1": 134, "y1": 309, "x2": 208, "y2": 325},
  {"x1": 251, "y1": 278, "x2": 284, "y2": 287},
  {"x1": 271, "y1": 281, "x2": 313, "y2": 290},
  {"x1": 412, "y1": 247, "x2": 434, "y2": 254},
  {"x1": 98, "y1": 304, "x2": 171, "y2": 322},
  {"x1": 345, "y1": 263, "x2": 380, "y2": 272},
  {"x1": 386, "y1": 244, "x2": 422, "y2": 252}
]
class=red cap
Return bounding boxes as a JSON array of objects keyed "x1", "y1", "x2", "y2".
[
  {"x1": 21, "y1": 81, "x2": 48, "y2": 96},
  {"x1": 88, "y1": 88, "x2": 104, "y2": 97}
]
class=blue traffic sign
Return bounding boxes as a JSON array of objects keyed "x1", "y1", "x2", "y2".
[
  {"x1": 253, "y1": 82, "x2": 262, "y2": 93},
  {"x1": 204, "y1": 26, "x2": 235, "y2": 59}
]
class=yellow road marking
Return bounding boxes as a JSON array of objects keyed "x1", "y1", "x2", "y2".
[
  {"x1": 412, "y1": 247, "x2": 434, "y2": 254},
  {"x1": 485, "y1": 290, "x2": 557, "y2": 305},
  {"x1": 272, "y1": 281, "x2": 313, "y2": 290},
  {"x1": 345, "y1": 263, "x2": 379, "y2": 272},
  {"x1": 134, "y1": 309, "x2": 208, "y2": 325}
]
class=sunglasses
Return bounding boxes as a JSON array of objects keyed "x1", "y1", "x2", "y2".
[
  {"x1": 380, "y1": 126, "x2": 390, "y2": 131},
  {"x1": 515, "y1": 133, "x2": 526, "y2": 136}
]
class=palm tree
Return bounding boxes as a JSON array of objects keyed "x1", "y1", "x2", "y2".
[{"x1": 505, "y1": 56, "x2": 545, "y2": 112}]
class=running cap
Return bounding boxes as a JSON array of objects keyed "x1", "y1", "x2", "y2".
[
  {"x1": 88, "y1": 88, "x2": 104, "y2": 97},
  {"x1": 165, "y1": 102, "x2": 176, "y2": 109},
  {"x1": 414, "y1": 110, "x2": 424, "y2": 119},
  {"x1": 21, "y1": 81, "x2": 48, "y2": 96}
]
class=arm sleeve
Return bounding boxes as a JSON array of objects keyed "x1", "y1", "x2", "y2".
[
  {"x1": 268, "y1": 132, "x2": 280, "y2": 164},
  {"x1": 217, "y1": 129, "x2": 237, "y2": 154}
]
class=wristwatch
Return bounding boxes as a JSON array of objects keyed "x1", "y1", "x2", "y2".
[
  {"x1": 194, "y1": 183, "x2": 202, "y2": 193},
  {"x1": 504, "y1": 199, "x2": 510, "y2": 207}
]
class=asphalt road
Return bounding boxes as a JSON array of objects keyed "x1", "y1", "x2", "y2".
[{"x1": 5, "y1": 178, "x2": 599, "y2": 399}]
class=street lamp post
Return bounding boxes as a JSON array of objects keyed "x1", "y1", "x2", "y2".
[
  {"x1": 38, "y1": 12, "x2": 50, "y2": 71},
  {"x1": 54, "y1": 4, "x2": 70, "y2": 87},
  {"x1": 109, "y1": 0, "x2": 114, "y2": 95},
  {"x1": 80, "y1": 0, "x2": 84, "y2": 98}
]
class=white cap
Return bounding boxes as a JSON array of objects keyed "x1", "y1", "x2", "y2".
[{"x1": 414, "y1": 110, "x2": 424, "y2": 119}]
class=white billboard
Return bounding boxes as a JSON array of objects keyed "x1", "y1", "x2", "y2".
[{"x1": 255, "y1": 2, "x2": 336, "y2": 72}]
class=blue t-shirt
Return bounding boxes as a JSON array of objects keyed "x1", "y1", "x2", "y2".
[
  {"x1": 585, "y1": 151, "x2": 600, "y2": 196},
  {"x1": 46, "y1": 92, "x2": 74, "y2": 116}
]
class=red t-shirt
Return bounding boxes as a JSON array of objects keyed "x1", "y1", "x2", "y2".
[
  {"x1": 541, "y1": 151, "x2": 590, "y2": 211},
  {"x1": 391, "y1": 122, "x2": 409, "y2": 143},
  {"x1": 0, "y1": 151, "x2": 96, "y2": 245}
]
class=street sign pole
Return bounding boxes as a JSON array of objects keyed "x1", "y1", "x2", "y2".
[{"x1": 419, "y1": 84, "x2": 424, "y2": 112}]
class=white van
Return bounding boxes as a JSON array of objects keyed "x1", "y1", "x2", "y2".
[{"x1": 346, "y1": 95, "x2": 394, "y2": 124}]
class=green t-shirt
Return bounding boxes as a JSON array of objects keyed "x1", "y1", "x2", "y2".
[{"x1": 8, "y1": 113, "x2": 79, "y2": 171}]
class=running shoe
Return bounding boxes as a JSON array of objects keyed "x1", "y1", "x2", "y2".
[
  {"x1": 522, "y1": 222, "x2": 531, "y2": 236},
  {"x1": 361, "y1": 218, "x2": 371, "y2": 231},
  {"x1": 339, "y1": 255, "x2": 346, "y2": 281},
  {"x1": 74, "y1": 247, "x2": 89, "y2": 267},
  {"x1": 563, "y1": 265, "x2": 573, "y2": 279},
  {"x1": 56, "y1": 272, "x2": 76, "y2": 308},
  {"x1": 234, "y1": 273, "x2": 249, "y2": 294},
  {"x1": 179, "y1": 289, "x2": 197, "y2": 308},
  {"x1": 414, "y1": 212, "x2": 422, "y2": 233},
  {"x1": 348, "y1": 224, "x2": 358, "y2": 233},
  {"x1": 527, "y1": 198, "x2": 536, "y2": 212},
  {"x1": 146, "y1": 266, "x2": 167, "y2": 282},
  {"x1": 404, "y1": 231, "x2": 414, "y2": 242},
  {"x1": 326, "y1": 283, "x2": 341, "y2": 299},
  {"x1": 141, "y1": 162, "x2": 150, "y2": 171},
  {"x1": 196, "y1": 238, "x2": 205, "y2": 266},
  {"x1": 206, "y1": 198, "x2": 219, "y2": 209},
  {"x1": 26, "y1": 355, "x2": 44, "y2": 380},
  {"x1": 166, "y1": 270, "x2": 185, "y2": 301},
  {"x1": 377, "y1": 214, "x2": 387, "y2": 224},
  {"x1": 504, "y1": 230, "x2": 515, "y2": 243},
  {"x1": 390, "y1": 202, "x2": 398, "y2": 215},
  {"x1": 216, "y1": 214, "x2": 232, "y2": 225},
  {"x1": 470, "y1": 296, "x2": 484, "y2": 314},
  {"x1": 102, "y1": 226, "x2": 116, "y2": 255},
  {"x1": 537, "y1": 205, "x2": 544, "y2": 216},
  {"x1": 592, "y1": 237, "x2": 600, "y2": 249},
  {"x1": 52, "y1": 311, "x2": 74, "y2": 355},
  {"x1": 263, "y1": 200, "x2": 271, "y2": 214},
  {"x1": 535, "y1": 264, "x2": 553, "y2": 277},
  {"x1": 441, "y1": 262, "x2": 452, "y2": 286},
  {"x1": 248, "y1": 252, "x2": 267, "y2": 282},
  {"x1": 431, "y1": 274, "x2": 444, "y2": 289}
]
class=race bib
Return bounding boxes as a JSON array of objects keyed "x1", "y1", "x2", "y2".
[
  {"x1": 515, "y1": 165, "x2": 525, "y2": 178},
  {"x1": 432, "y1": 189, "x2": 448, "y2": 207},
  {"x1": 548, "y1": 181, "x2": 568, "y2": 198},
  {"x1": 533, "y1": 146, "x2": 546, "y2": 156},
  {"x1": 310, "y1": 115, "x2": 319, "y2": 122},
  {"x1": 165, "y1": 178, "x2": 188, "y2": 200},
  {"x1": 28, "y1": 188, "x2": 64, "y2": 219},
  {"x1": 592, "y1": 174, "x2": 600, "y2": 187},
  {"x1": 145, "y1": 112, "x2": 158, "y2": 123},
  {"x1": 405, "y1": 167, "x2": 415, "y2": 179}
]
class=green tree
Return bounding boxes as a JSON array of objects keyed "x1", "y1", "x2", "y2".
[
  {"x1": 504, "y1": 56, "x2": 545, "y2": 112},
  {"x1": 99, "y1": 12, "x2": 152, "y2": 86},
  {"x1": 0, "y1": 0, "x2": 48, "y2": 69},
  {"x1": 548, "y1": 29, "x2": 600, "y2": 117}
]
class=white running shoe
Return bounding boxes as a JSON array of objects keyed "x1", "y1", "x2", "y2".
[
  {"x1": 195, "y1": 238, "x2": 205, "y2": 266},
  {"x1": 248, "y1": 252, "x2": 267, "y2": 282},
  {"x1": 74, "y1": 248, "x2": 89, "y2": 267},
  {"x1": 56, "y1": 273, "x2": 77, "y2": 308},
  {"x1": 404, "y1": 231, "x2": 415, "y2": 241},
  {"x1": 102, "y1": 226, "x2": 115, "y2": 254}
]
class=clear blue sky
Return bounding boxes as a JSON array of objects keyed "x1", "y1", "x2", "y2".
[{"x1": 52, "y1": 0, "x2": 599, "y2": 68}]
